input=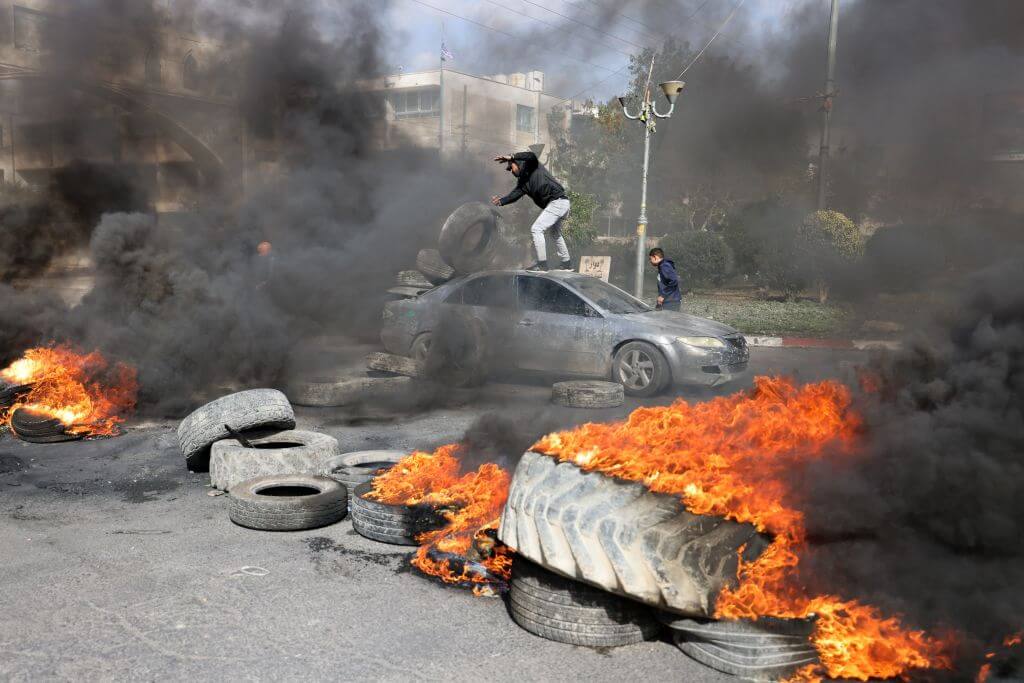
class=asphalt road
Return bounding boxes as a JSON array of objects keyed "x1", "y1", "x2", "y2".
[{"x1": 0, "y1": 347, "x2": 865, "y2": 681}]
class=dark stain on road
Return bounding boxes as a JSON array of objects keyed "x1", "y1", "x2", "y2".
[
  {"x1": 0, "y1": 454, "x2": 25, "y2": 474},
  {"x1": 113, "y1": 475, "x2": 181, "y2": 503},
  {"x1": 304, "y1": 535, "x2": 411, "y2": 571}
]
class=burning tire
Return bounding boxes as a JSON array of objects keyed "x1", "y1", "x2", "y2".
[
  {"x1": 9, "y1": 408, "x2": 82, "y2": 444},
  {"x1": 498, "y1": 451, "x2": 769, "y2": 617},
  {"x1": 0, "y1": 383, "x2": 33, "y2": 409},
  {"x1": 438, "y1": 202, "x2": 516, "y2": 274},
  {"x1": 209, "y1": 430, "x2": 340, "y2": 491},
  {"x1": 285, "y1": 376, "x2": 412, "y2": 408},
  {"x1": 366, "y1": 352, "x2": 421, "y2": 378},
  {"x1": 663, "y1": 615, "x2": 818, "y2": 680},
  {"x1": 177, "y1": 389, "x2": 295, "y2": 473},
  {"x1": 551, "y1": 381, "x2": 624, "y2": 409},
  {"x1": 227, "y1": 474, "x2": 347, "y2": 531},
  {"x1": 350, "y1": 482, "x2": 420, "y2": 546},
  {"x1": 509, "y1": 558, "x2": 659, "y2": 648},
  {"x1": 396, "y1": 270, "x2": 433, "y2": 289},
  {"x1": 415, "y1": 248, "x2": 455, "y2": 285},
  {"x1": 323, "y1": 450, "x2": 405, "y2": 504}
]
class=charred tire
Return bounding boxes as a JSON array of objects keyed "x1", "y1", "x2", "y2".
[
  {"x1": 612, "y1": 341, "x2": 671, "y2": 398},
  {"x1": 416, "y1": 248, "x2": 455, "y2": 285},
  {"x1": 551, "y1": 381, "x2": 624, "y2": 409},
  {"x1": 438, "y1": 202, "x2": 515, "y2": 273},
  {"x1": 498, "y1": 451, "x2": 769, "y2": 616},
  {"x1": 366, "y1": 352, "x2": 421, "y2": 378},
  {"x1": 396, "y1": 270, "x2": 433, "y2": 289},
  {"x1": 285, "y1": 376, "x2": 412, "y2": 408},
  {"x1": 227, "y1": 475, "x2": 347, "y2": 531},
  {"x1": 666, "y1": 616, "x2": 818, "y2": 681},
  {"x1": 10, "y1": 409, "x2": 83, "y2": 443},
  {"x1": 509, "y1": 558, "x2": 659, "y2": 647},
  {"x1": 350, "y1": 482, "x2": 420, "y2": 545},
  {"x1": 323, "y1": 450, "x2": 406, "y2": 506},
  {"x1": 0, "y1": 383, "x2": 33, "y2": 409},
  {"x1": 177, "y1": 389, "x2": 295, "y2": 473},
  {"x1": 209, "y1": 430, "x2": 340, "y2": 491}
]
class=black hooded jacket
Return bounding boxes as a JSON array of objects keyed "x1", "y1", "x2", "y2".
[{"x1": 498, "y1": 152, "x2": 567, "y2": 209}]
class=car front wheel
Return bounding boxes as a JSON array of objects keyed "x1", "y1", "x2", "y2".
[{"x1": 612, "y1": 342, "x2": 670, "y2": 397}]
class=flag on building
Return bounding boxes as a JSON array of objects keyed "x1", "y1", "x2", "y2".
[{"x1": 441, "y1": 42, "x2": 454, "y2": 62}]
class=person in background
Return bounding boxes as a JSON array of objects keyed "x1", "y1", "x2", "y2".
[
  {"x1": 648, "y1": 247, "x2": 681, "y2": 312},
  {"x1": 491, "y1": 151, "x2": 572, "y2": 272}
]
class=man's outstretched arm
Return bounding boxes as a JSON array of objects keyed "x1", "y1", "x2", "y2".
[{"x1": 492, "y1": 185, "x2": 525, "y2": 206}]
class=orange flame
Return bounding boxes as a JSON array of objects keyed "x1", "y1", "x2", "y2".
[
  {"x1": 534, "y1": 376, "x2": 953, "y2": 681},
  {"x1": 368, "y1": 445, "x2": 512, "y2": 590},
  {"x1": 1, "y1": 345, "x2": 138, "y2": 437}
]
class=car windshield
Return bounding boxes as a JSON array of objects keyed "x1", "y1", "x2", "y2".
[{"x1": 569, "y1": 277, "x2": 652, "y2": 314}]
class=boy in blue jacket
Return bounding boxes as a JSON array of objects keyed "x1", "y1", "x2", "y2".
[{"x1": 649, "y1": 248, "x2": 682, "y2": 312}]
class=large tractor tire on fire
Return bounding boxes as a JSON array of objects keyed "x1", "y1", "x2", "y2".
[
  {"x1": 509, "y1": 557, "x2": 659, "y2": 647},
  {"x1": 209, "y1": 430, "x2": 340, "y2": 491},
  {"x1": 323, "y1": 450, "x2": 406, "y2": 508},
  {"x1": 664, "y1": 616, "x2": 819, "y2": 681},
  {"x1": 177, "y1": 389, "x2": 295, "y2": 473},
  {"x1": 498, "y1": 451, "x2": 769, "y2": 617},
  {"x1": 227, "y1": 474, "x2": 347, "y2": 531},
  {"x1": 350, "y1": 482, "x2": 421, "y2": 546},
  {"x1": 551, "y1": 381, "x2": 624, "y2": 409},
  {"x1": 416, "y1": 248, "x2": 455, "y2": 285},
  {"x1": 438, "y1": 202, "x2": 517, "y2": 274}
]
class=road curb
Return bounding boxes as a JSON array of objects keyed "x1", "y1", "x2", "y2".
[{"x1": 744, "y1": 336, "x2": 901, "y2": 351}]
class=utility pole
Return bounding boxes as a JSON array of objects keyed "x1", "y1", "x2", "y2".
[
  {"x1": 817, "y1": 0, "x2": 839, "y2": 210},
  {"x1": 620, "y1": 75, "x2": 685, "y2": 298},
  {"x1": 439, "y1": 22, "x2": 446, "y2": 155}
]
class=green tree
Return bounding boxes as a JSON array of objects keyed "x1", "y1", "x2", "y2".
[
  {"x1": 659, "y1": 230, "x2": 728, "y2": 291},
  {"x1": 563, "y1": 189, "x2": 598, "y2": 251},
  {"x1": 796, "y1": 210, "x2": 864, "y2": 303}
]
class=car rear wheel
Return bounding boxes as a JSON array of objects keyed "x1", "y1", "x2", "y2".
[{"x1": 612, "y1": 341, "x2": 669, "y2": 397}]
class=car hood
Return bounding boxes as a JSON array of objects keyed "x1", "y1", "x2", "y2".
[{"x1": 625, "y1": 311, "x2": 740, "y2": 337}]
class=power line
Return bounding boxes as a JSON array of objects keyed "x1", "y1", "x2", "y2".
[
  {"x1": 514, "y1": 0, "x2": 651, "y2": 52},
  {"x1": 676, "y1": 0, "x2": 746, "y2": 78},
  {"x1": 559, "y1": 0, "x2": 663, "y2": 45},
  {"x1": 478, "y1": 0, "x2": 637, "y2": 60},
  {"x1": 405, "y1": 0, "x2": 621, "y2": 74}
]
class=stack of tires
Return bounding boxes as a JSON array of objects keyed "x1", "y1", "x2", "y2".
[
  {"x1": 498, "y1": 450, "x2": 820, "y2": 677},
  {"x1": 177, "y1": 389, "x2": 346, "y2": 532}
]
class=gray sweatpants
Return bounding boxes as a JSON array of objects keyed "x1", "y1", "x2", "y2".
[{"x1": 531, "y1": 197, "x2": 571, "y2": 262}]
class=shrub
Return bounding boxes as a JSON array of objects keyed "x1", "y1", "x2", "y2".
[
  {"x1": 563, "y1": 190, "x2": 598, "y2": 252},
  {"x1": 795, "y1": 210, "x2": 864, "y2": 302},
  {"x1": 658, "y1": 231, "x2": 728, "y2": 291}
]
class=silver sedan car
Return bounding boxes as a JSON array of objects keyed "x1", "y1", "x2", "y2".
[{"x1": 380, "y1": 270, "x2": 749, "y2": 396}]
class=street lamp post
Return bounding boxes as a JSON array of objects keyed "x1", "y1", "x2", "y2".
[{"x1": 619, "y1": 80, "x2": 685, "y2": 298}]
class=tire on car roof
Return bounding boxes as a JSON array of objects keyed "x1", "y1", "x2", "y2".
[
  {"x1": 227, "y1": 474, "x2": 347, "y2": 531},
  {"x1": 416, "y1": 248, "x2": 456, "y2": 285},
  {"x1": 209, "y1": 430, "x2": 340, "y2": 491},
  {"x1": 498, "y1": 451, "x2": 769, "y2": 616},
  {"x1": 509, "y1": 557, "x2": 660, "y2": 647},
  {"x1": 438, "y1": 202, "x2": 516, "y2": 273},
  {"x1": 177, "y1": 389, "x2": 295, "y2": 473}
]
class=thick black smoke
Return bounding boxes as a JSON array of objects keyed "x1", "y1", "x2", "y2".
[{"x1": 789, "y1": 258, "x2": 1024, "y2": 678}]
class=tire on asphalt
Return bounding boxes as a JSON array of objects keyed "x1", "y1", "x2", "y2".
[
  {"x1": 665, "y1": 616, "x2": 819, "y2": 681},
  {"x1": 366, "y1": 352, "x2": 421, "y2": 378},
  {"x1": 10, "y1": 408, "x2": 83, "y2": 443},
  {"x1": 612, "y1": 341, "x2": 671, "y2": 398},
  {"x1": 285, "y1": 376, "x2": 412, "y2": 408},
  {"x1": 323, "y1": 450, "x2": 406, "y2": 503},
  {"x1": 177, "y1": 389, "x2": 295, "y2": 473},
  {"x1": 509, "y1": 557, "x2": 659, "y2": 647},
  {"x1": 438, "y1": 202, "x2": 516, "y2": 274},
  {"x1": 416, "y1": 248, "x2": 455, "y2": 285},
  {"x1": 497, "y1": 451, "x2": 770, "y2": 616},
  {"x1": 551, "y1": 381, "x2": 624, "y2": 408},
  {"x1": 227, "y1": 474, "x2": 348, "y2": 531},
  {"x1": 209, "y1": 430, "x2": 340, "y2": 491},
  {"x1": 350, "y1": 482, "x2": 421, "y2": 546},
  {"x1": 396, "y1": 270, "x2": 433, "y2": 289}
]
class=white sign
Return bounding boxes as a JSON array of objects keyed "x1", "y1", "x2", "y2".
[{"x1": 579, "y1": 255, "x2": 611, "y2": 282}]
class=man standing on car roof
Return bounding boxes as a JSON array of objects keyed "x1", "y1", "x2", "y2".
[{"x1": 491, "y1": 151, "x2": 572, "y2": 272}]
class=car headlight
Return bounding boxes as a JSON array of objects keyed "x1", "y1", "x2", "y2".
[{"x1": 676, "y1": 336, "x2": 726, "y2": 349}]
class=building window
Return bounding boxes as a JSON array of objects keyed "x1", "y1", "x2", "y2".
[
  {"x1": 517, "y1": 104, "x2": 535, "y2": 133},
  {"x1": 183, "y1": 53, "x2": 199, "y2": 90},
  {"x1": 389, "y1": 88, "x2": 440, "y2": 119},
  {"x1": 145, "y1": 46, "x2": 162, "y2": 85}
]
